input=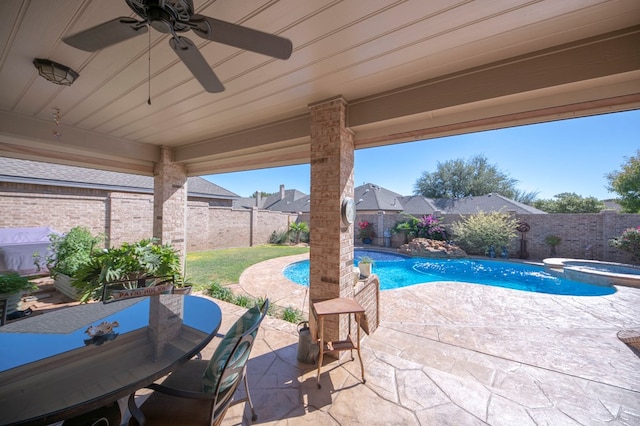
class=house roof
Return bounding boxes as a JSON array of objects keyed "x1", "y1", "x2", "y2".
[
  {"x1": 0, "y1": 157, "x2": 238, "y2": 199},
  {"x1": 232, "y1": 187, "x2": 311, "y2": 212},
  {"x1": 397, "y1": 195, "x2": 439, "y2": 216},
  {"x1": 353, "y1": 184, "x2": 545, "y2": 214},
  {"x1": 233, "y1": 197, "x2": 259, "y2": 210},
  {"x1": 263, "y1": 188, "x2": 310, "y2": 213},
  {"x1": 355, "y1": 183, "x2": 404, "y2": 212},
  {"x1": 249, "y1": 182, "x2": 547, "y2": 214},
  {"x1": 430, "y1": 193, "x2": 546, "y2": 214}
]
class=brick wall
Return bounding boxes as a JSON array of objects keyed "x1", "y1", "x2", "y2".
[
  {"x1": 255, "y1": 209, "x2": 294, "y2": 244},
  {"x1": 108, "y1": 192, "x2": 154, "y2": 247},
  {"x1": 2, "y1": 181, "x2": 638, "y2": 263},
  {"x1": 353, "y1": 211, "x2": 640, "y2": 264},
  {"x1": 0, "y1": 182, "x2": 107, "y2": 242},
  {"x1": 0, "y1": 182, "x2": 295, "y2": 252},
  {"x1": 187, "y1": 200, "x2": 211, "y2": 251}
]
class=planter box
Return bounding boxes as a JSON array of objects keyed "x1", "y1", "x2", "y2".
[
  {"x1": 0, "y1": 291, "x2": 25, "y2": 315},
  {"x1": 53, "y1": 274, "x2": 81, "y2": 301},
  {"x1": 173, "y1": 285, "x2": 192, "y2": 295}
]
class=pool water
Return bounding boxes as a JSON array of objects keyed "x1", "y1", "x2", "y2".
[{"x1": 283, "y1": 250, "x2": 616, "y2": 296}]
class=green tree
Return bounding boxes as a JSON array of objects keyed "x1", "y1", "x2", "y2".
[
  {"x1": 511, "y1": 189, "x2": 540, "y2": 205},
  {"x1": 606, "y1": 150, "x2": 640, "y2": 213},
  {"x1": 533, "y1": 192, "x2": 605, "y2": 213},
  {"x1": 251, "y1": 191, "x2": 273, "y2": 198},
  {"x1": 414, "y1": 154, "x2": 518, "y2": 199}
]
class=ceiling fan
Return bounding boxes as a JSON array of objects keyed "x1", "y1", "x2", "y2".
[{"x1": 63, "y1": 0, "x2": 293, "y2": 93}]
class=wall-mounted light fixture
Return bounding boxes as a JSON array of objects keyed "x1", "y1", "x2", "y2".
[{"x1": 33, "y1": 58, "x2": 79, "y2": 86}]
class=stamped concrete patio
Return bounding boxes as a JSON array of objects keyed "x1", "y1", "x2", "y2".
[
  {"x1": 20, "y1": 254, "x2": 640, "y2": 425},
  {"x1": 225, "y1": 253, "x2": 640, "y2": 425}
]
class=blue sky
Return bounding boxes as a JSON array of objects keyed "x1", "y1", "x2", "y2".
[{"x1": 204, "y1": 109, "x2": 639, "y2": 200}]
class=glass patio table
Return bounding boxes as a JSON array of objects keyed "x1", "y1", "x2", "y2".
[{"x1": 0, "y1": 294, "x2": 222, "y2": 425}]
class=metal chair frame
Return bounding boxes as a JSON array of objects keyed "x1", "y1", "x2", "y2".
[{"x1": 127, "y1": 299, "x2": 269, "y2": 425}]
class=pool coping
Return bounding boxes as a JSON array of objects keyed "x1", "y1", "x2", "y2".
[{"x1": 237, "y1": 250, "x2": 613, "y2": 314}]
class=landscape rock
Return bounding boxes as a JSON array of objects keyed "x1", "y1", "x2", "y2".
[{"x1": 398, "y1": 238, "x2": 467, "y2": 258}]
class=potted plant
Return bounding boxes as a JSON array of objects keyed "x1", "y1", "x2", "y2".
[
  {"x1": 47, "y1": 226, "x2": 103, "y2": 300},
  {"x1": 0, "y1": 272, "x2": 37, "y2": 316},
  {"x1": 358, "y1": 221, "x2": 376, "y2": 244},
  {"x1": 357, "y1": 256, "x2": 375, "y2": 277},
  {"x1": 72, "y1": 238, "x2": 183, "y2": 302},
  {"x1": 545, "y1": 235, "x2": 562, "y2": 257}
]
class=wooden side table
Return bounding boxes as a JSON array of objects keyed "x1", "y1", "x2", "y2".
[{"x1": 311, "y1": 297, "x2": 366, "y2": 389}]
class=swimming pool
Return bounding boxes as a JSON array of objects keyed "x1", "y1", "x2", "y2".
[{"x1": 283, "y1": 250, "x2": 616, "y2": 296}]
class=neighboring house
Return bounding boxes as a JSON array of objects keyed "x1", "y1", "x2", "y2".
[
  {"x1": 429, "y1": 193, "x2": 546, "y2": 215},
  {"x1": 246, "y1": 182, "x2": 546, "y2": 215},
  {"x1": 603, "y1": 199, "x2": 623, "y2": 212},
  {"x1": 355, "y1": 183, "x2": 546, "y2": 215},
  {"x1": 355, "y1": 183, "x2": 404, "y2": 213},
  {"x1": 234, "y1": 185, "x2": 310, "y2": 213}
]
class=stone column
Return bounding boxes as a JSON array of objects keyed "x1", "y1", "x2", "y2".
[
  {"x1": 309, "y1": 96, "x2": 355, "y2": 343},
  {"x1": 153, "y1": 147, "x2": 187, "y2": 269},
  {"x1": 250, "y1": 206, "x2": 258, "y2": 247}
]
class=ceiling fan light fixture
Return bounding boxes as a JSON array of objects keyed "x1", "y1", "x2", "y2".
[{"x1": 33, "y1": 58, "x2": 79, "y2": 86}]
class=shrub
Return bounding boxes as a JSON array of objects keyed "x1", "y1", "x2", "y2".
[
  {"x1": 609, "y1": 226, "x2": 640, "y2": 260},
  {"x1": 451, "y1": 211, "x2": 518, "y2": 255},
  {"x1": 0, "y1": 272, "x2": 37, "y2": 295},
  {"x1": 47, "y1": 226, "x2": 103, "y2": 278},
  {"x1": 269, "y1": 230, "x2": 290, "y2": 244},
  {"x1": 235, "y1": 294, "x2": 251, "y2": 307},
  {"x1": 358, "y1": 221, "x2": 376, "y2": 239},
  {"x1": 545, "y1": 235, "x2": 562, "y2": 246},
  {"x1": 392, "y1": 214, "x2": 447, "y2": 241},
  {"x1": 415, "y1": 214, "x2": 447, "y2": 240},
  {"x1": 204, "y1": 280, "x2": 235, "y2": 303},
  {"x1": 282, "y1": 306, "x2": 304, "y2": 323}
]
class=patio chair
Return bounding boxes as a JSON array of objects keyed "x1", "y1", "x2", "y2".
[
  {"x1": 0, "y1": 297, "x2": 7, "y2": 326},
  {"x1": 127, "y1": 299, "x2": 269, "y2": 426},
  {"x1": 61, "y1": 401, "x2": 121, "y2": 426}
]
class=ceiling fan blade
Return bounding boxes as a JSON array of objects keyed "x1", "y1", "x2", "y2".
[
  {"x1": 169, "y1": 36, "x2": 225, "y2": 93},
  {"x1": 63, "y1": 17, "x2": 147, "y2": 51},
  {"x1": 191, "y1": 15, "x2": 292, "y2": 60}
]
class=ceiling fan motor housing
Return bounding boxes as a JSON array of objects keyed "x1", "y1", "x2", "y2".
[{"x1": 126, "y1": 0, "x2": 194, "y2": 33}]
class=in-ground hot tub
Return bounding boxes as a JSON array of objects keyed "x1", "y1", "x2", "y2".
[{"x1": 544, "y1": 258, "x2": 640, "y2": 288}]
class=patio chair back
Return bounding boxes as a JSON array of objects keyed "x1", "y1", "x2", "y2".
[
  {"x1": 0, "y1": 297, "x2": 7, "y2": 326},
  {"x1": 127, "y1": 299, "x2": 269, "y2": 425},
  {"x1": 203, "y1": 299, "x2": 269, "y2": 422}
]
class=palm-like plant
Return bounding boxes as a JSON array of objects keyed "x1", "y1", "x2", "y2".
[
  {"x1": 288, "y1": 222, "x2": 309, "y2": 244},
  {"x1": 72, "y1": 239, "x2": 182, "y2": 302}
]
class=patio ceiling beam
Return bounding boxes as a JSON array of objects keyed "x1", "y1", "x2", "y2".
[
  {"x1": 174, "y1": 114, "x2": 311, "y2": 163},
  {"x1": 347, "y1": 25, "x2": 640, "y2": 146},
  {"x1": 0, "y1": 111, "x2": 159, "y2": 174}
]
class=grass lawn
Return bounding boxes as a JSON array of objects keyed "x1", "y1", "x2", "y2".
[{"x1": 185, "y1": 244, "x2": 309, "y2": 287}]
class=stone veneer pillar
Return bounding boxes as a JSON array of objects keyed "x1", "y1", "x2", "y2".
[
  {"x1": 308, "y1": 96, "x2": 355, "y2": 343},
  {"x1": 153, "y1": 147, "x2": 187, "y2": 269}
]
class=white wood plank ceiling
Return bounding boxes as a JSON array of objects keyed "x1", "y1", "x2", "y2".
[{"x1": 0, "y1": 0, "x2": 638, "y2": 176}]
